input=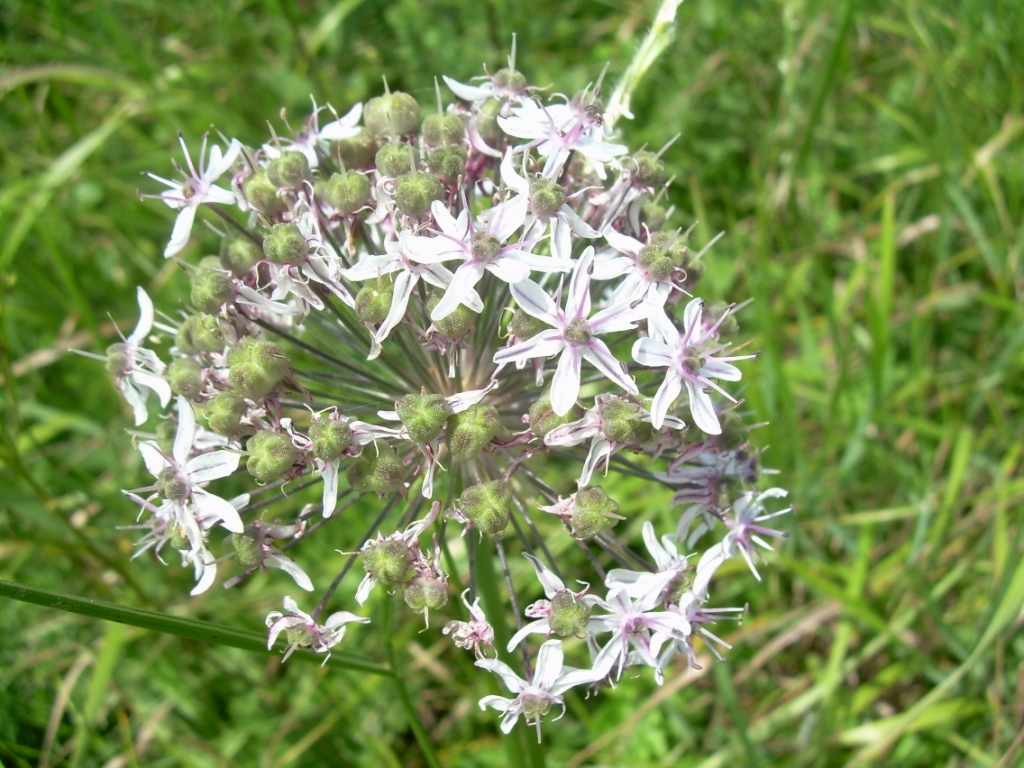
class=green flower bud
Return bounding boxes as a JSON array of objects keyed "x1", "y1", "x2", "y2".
[
  {"x1": 529, "y1": 178, "x2": 567, "y2": 219},
  {"x1": 323, "y1": 170, "x2": 372, "y2": 215},
  {"x1": 330, "y1": 128, "x2": 378, "y2": 171},
  {"x1": 167, "y1": 358, "x2": 204, "y2": 399},
  {"x1": 364, "y1": 91, "x2": 420, "y2": 137},
  {"x1": 508, "y1": 309, "x2": 546, "y2": 340},
  {"x1": 637, "y1": 243, "x2": 676, "y2": 281},
  {"x1": 191, "y1": 266, "x2": 236, "y2": 315},
  {"x1": 493, "y1": 68, "x2": 528, "y2": 94},
  {"x1": 105, "y1": 342, "x2": 130, "y2": 375},
  {"x1": 599, "y1": 396, "x2": 653, "y2": 444},
  {"x1": 175, "y1": 317, "x2": 198, "y2": 355},
  {"x1": 630, "y1": 150, "x2": 667, "y2": 187},
  {"x1": 308, "y1": 416, "x2": 352, "y2": 462},
  {"x1": 346, "y1": 444, "x2": 404, "y2": 494},
  {"x1": 394, "y1": 172, "x2": 444, "y2": 217},
  {"x1": 403, "y1": 576, "x2": 448, "y2": 612},
  {"x1": 220, "y1": 234, "x2": 264, "y2": 275},
  {"x1": 156, "y1": 466, "x2": 189, "y2": 502},
  {"x1": 396, "y1": 392, "x2": 451, "y2": 443},
  {"x1": 422, "y1": 113, "x2": 465, "y2": 147},
  {"x1": 354, "y1": 278, "x2": 395, "y2": 325},
  {"x1": 548, "y1": 590, "x2": 592, "y2": 637},
  {"x1": 427, "y1": 293, "x2": 476, "y2": 341},
  {"x1": 475, "y1": 98, "x2": 504, "y2": 145},
  {"x1": 189, "y1": 314, "x2": 227, "y2": 353},
  {"x1": 374, "y1": 141, "x2": 419, "y2": 178},
  {"x1": 458, "y1": 480, "x2": 511, "y2": 535},
  {"x1": 529, "y1": 390, "x2": 584, "y2": 439},
  {"x1": 427, "y1": 146, "x2": 467, "y2": 184},
  {"x1": 362, "y1": 538, "x2": 414, "y2": 585},
  {"x1": 229, "y1": 529, "x2": 264, "y2": 568},
  {"x1": 205, "y1": 392, "x2": 246, "y2": 436},
  {"x1": 267, "y1": 150, "x2": 311, "y2": 189},
  {"x1": 639, "y1": 200, "x2": 667, "y2": 232},
  {"x1": 446, "y1": 404, "x2": 499, "y2": 461},
  {"x1": 570, "y1": 486, "x2": 622, "y2": 539},
  {"x1": 243, "y1": 169, "x2": 287, "y2": 217},
  {"x1": 262, "y1": 222, "x2": 308, "y2": 265},
  {"x1": 246, "y1": 429, "x2": 298, "y2": 483},
  {"x1": 227, "y1": 338, "x2": 290, "y2": 400}
]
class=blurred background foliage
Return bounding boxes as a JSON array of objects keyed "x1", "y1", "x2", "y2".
[{"x1": 2, "y1": 0, "x2": 1023, "y2": 765}]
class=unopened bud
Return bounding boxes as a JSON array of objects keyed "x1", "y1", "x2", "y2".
[
  {"x1": 394, "y1": 172, "x2": 444, "y2": 217},
  {"x1": 375, "y1": 141, "x2": 419, "y2": 178},
  {"x1": 493, "y1": 67, "x2": 528, "y2": 94},
  {"x1": 403, "y1": 577, "x2": 448, "y2": 612},
  {"x1": 397, "y1": 392, "x2": 451, "y2": 443},
  {"x1": 189, "y1": 315, "x2": 227, "y2": 353},
  {"x1": 309, "y1": 416, "x2": 353, "y2": 462},
  {"x1": 427, "y1": 294, "x2": 477, "y2": 340},
  {"x1": 323, "y1": 171, "x2": 371, "y2": 215},
  {"x1": 167, "y1": 358, "x2": 204, "y2": 399},
  {"x1": 355, "y1": 278, "x2": 394, "y2": 325},
  {"x1": 191, "y1": 266, "x2": 236, "y2": 314},
  {"x1": 205, "y1": 392, "x2": 246, "y2": 436},
  {"x1": 362, "y1": 538, "x2": 414, "y2": 584},
  {"x1": 529, "y1": 390, "x2": 583, "y2": 438},
  {"x1": 175, "y1": 318, "x2": 198, "y2": 355},
  {"x1": 227, "y1": 338, "x2": 290, "y2": 400},
  {"x1": 599, "y1": 396, "x2": 654, "y2": 444},
  {"x1": 529, "y1": 178, "x2": 567, "y2": 219},
  {"x1": 630, "y1": 150, "x2": 666, "y2": 187},
  {"x1": 263, "y1": 222, "x2": 308, "y2": 265},
  {"x1": 330, "y1": 128, "x2": 378, "y2": 171},
  {"x1": 364, "y1": 91, "x2": 421, "y2": 137},
  {"x1": 458, "y1": 480, "x2": 511, "y2": 535},
  {"x1": 243, "y1": 169, "x2": 287, "y2": 216},
  {"x1": 229, "y1": 528, "x2": 264, "y2": 568},
  {"x1": 346, "y1": 444, "x2": 404, "y2": 494},
  {"x1": 220, "y1": 234, "x2": 264, "y2": 275},
  {"x1": 570, "y1": 486, "x2": 622, "y2": 539},
  {"x1": 422, "y1": 113, "x2": 465, "y2": 147},
  {"x1": 246, "y1": 430, "x2": 298, "y2": 483},
  {"x1": 267, "y1": 150, "x2": 311, "y2": 189},
  {"x1": 427, "y1": 146, "x2": 467, "y2": 184},
  {"x1": 446, "y1": 404, "x2": 499, "y2": 460}
]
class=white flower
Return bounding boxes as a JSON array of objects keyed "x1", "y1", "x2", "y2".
[
  {"x1": 506, "y1": 554, "x2": 601, "y2": 650},
  {"x1": 266, "y1": 596, "x2": 369, "y2": 663},
  {"x1": 145, "y1": 134, "x2": 242, "y2": 257},
  {"x1": 477, "y1": 639, "x2": 604, "y2": 739},
  {"x1": 720, "y1": 488, "x2": 792, "y2": 581},
  {"x1": 632, "y1": 298, "x2": 756, "y2": 434},
  {"x1": 605, "y1": 521, "x2": 689, "y2": 601},
  {"x1": 495, "y1": 247, "x2": 645, "y2": 416},
  {"x1": 443, "y1": 589, "x2": 496, "y2": 658}
]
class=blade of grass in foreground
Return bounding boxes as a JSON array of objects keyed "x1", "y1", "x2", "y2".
[{"x1": 0, "y1": 579, "x2": 390, "y2": 676}]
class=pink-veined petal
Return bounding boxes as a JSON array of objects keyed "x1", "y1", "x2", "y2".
[
  {"x1": 499, "y1": 149, "x2": 530, "y2": 195},
  {"x1": 192, "y1": 489, "x2": 244, "y2": 533},
  {"x1": 582, "y1": 339, "x2": 636, "y2": 394},
  {"x1": 524, "y1": 553, "x2": 566, "y2": 596},
  {"x1": 650, "y1": 372, "x2": 683, "y2": 430},
  {"x1": 476, "y1": 658, "x2": 527, "y2": 694},
  {"x1": 550, "y1": 349, "x2": 582, "y2": 416},
  {"x1": 172, "y1": 396, "x2": 197, "y2": 465},
  {"x1": 265, "y1": 554, "x2": 314, "y2": 591},
  {"x1": 128, "y1": 287, "x2": 155, "y2": 344},
  {"x1": 138, "y1": 441, "x2": 170, "y2": 478},
  {"x1": 430, "y1": 263, "x2": 484, "y2": 321},
  {"x1": 701, "y1": 360, "x2": 743, "y2": 381},
  {"x1": 510, "y1": 279, "x2": 558, "y2": 323},
  {"x1": 321, "y1": 459, "x2": 340, "y2": 517},
  {"x1": 632, "y1": 337, "x2": 674, "y2": 368},
  {"x1": 685, "y1": 379, "x2": 721, "y2": 435},
  {"x1": 567, "y1": 247, "x2": 593, "y2": 318},
  {"x1": 506, "y1": 618, "x2": 551, "y2": 652},
  {"x1": 164, "y1": 204, "x2": 197, "y2": 258},
  {"x1": 186, "y1": 450, "x2": 240, "y2": 483},
  {"x1": 533, "y1": 640, "x2": 565, "y2": 690}
]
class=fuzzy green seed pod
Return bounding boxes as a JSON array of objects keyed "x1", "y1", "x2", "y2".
[
  {"x1": 394, "y1": 172, "x2": 444, "y2": 217},
  {"x1": 422, "y1": 113, "x2": 465, "y2": 147},
  {"x1": 364, "y1": 91, "x2": 421, "y2": 137},
  {"x1": 205, "y1": 392, "x2": 246, "y2": 436},
  {"x1": 285, "y1": 624, "x2": 316, "y2": 648},
  {"x1": 105, "y1": 342, "x2": 130, "y2": 375},
  {"x1": 493, "y1": 67, "x2": 528, "y2": 94},
  {"x1": 169, "y1": 524, "x2": 191, "y2": 551},
  {"x1": 375, "y1": 142, "x2": 419, "y2": 178},
  {"x1": 403, "y1": 577, "x2": 448, "y2": 612},
  {"x1": 246, "y1": 430, "x2": 298, "y2": 483},
  {"x1": 529, "y1": 390, "x2": 584, "y2": 439},
  {"x1": 630, "y1": 150, "x2": 667, "y2": 187},
  {"x1": 529, "y1": 178, "x2": 567, "y2": 219},
  {"x1": 243, "y1": 169, "x2": 287, "y2": 217},
  {"x1": 263, "y1": 222, "x2": 308, "y2": 265},
  {"x1": 346, "y1": 444, "x2": 404, "y2": 494},
  {"x1": 570, "y1": 486, "x2": 622, "y2": 539},
  {"x1": 324, "y1": 170, "x2": 372, "y2": 215},
  {"x1": 427, "y1": 294, "x2": 476, "y2": 340},
  {"x1": 220, "y1": 234, "x2": 264, "y2": 275},
  {"x1": 191, "y1": 266, "x2": 236, "y2": 314},
  {"x1": 548, "y1": 590, "x2": 592, "y2": 637},
  {"x1": 189, "y1": 315, "x2": 227, "y2": 353},
  {"x1": 508, "y1": 310, "x2": 546, "y2": 340},
  {"x1": 475, "y1": 98, "x2": 504, "y2": 145},
  {"x1": 637, "y1": 243, "x2": 675, "y2": 282},
  {"x1": 599, "y1": 397, "x2": 650, "y2": 444},
  {"x1": 156, "y1": 466, "x2": 189, "y2": 502},
  {"x1": 330, "y1": 128, "x2": 378, "y2": 171},
  {"x1": 650, "y1": 230, "x2": 689, "y2": 267},
  {"x1": 227, "y1": 338, "x2": 290, "y2": 400},
  {"x1": 175, "y1": 317, "x2": 199, "y2": 355},
  {"x1": 267, "y1": 150, "x2": 311, "y2": 189},
  {"x1": 396, "y1": 392, "x2": 451, "y2": 443},
  {"x1": 446, "y1": 404, "x2": 499, "y2": 460},
  {"x1": 355, "y1": 279, "x2": 395, "y2": 325},
  {"x1": 639, "y1": 200, "x2": 667, "y2": 232},
  {"x1": 427, "y1": 146, "x2": 467, "y2": 184},
  {"x1": 362, "y1": 539, "x2": 414, "y2": 585},
  {"x1": 458, "y1": 480, "x2": 512, "y2": 535},
  {"x1": 308, "y1": 416, "x2": 352, "y2": 462},
  {"x1": 167, "y1": 358, "x2": 204, "y2": 399},
  {"x1": 229, "y1": 529, "x2": 263, "y2": 568},
  {"x1": 683, "y1": 258, "x2": 705, "y2": 286}
]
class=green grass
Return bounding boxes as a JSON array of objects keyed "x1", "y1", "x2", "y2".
[{"x1": 2, "y1": 0, "x2": 1023, "y2": 765}]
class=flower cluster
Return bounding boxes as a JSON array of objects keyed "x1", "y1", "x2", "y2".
[{"x1": 103, "y1": 52, "x2": 791, "y2": 737}]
